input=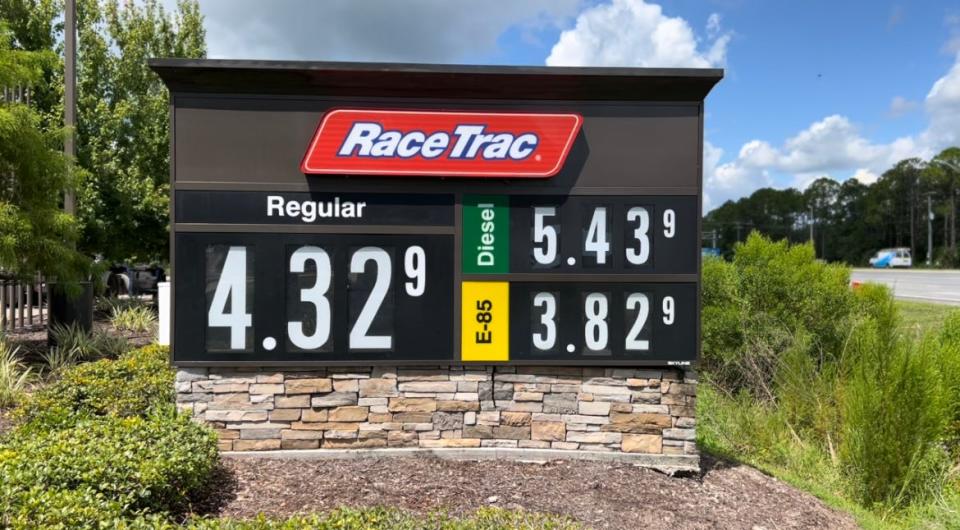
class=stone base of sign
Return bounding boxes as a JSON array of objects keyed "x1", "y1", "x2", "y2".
[
  {"x1": 175, "y1": 365, "x2": 698, "y2": 469},
  {"x1": 221, "y1": 447, "x2": 698, "y2": 475}
]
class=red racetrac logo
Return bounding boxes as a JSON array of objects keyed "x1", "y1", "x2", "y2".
[{"x1": 301, "y1": 109, "x2": 582, "y2": 178}]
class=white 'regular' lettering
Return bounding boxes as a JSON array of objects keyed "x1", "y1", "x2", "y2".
[{"x1": 265, "y1": 196, "x2": 367, "y2": 222}]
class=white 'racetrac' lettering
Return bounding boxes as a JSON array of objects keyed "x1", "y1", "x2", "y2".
[
  {"x1": 338, "y1": 122, "x2": 539, "y2": 161},
  {"x1": 267, "y1": 195, "x2": 367, "y2": 222}
]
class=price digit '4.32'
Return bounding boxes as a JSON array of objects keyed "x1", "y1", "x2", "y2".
[
  {"x1": 207, "y1": 246, "x2": 252, "y2": 350},
  {"x1": 207, "y1": 244, "x2": 428, "y2": 352},
  {"x1": 288, "y1": 246, "x2": 332, "y2": 350}
]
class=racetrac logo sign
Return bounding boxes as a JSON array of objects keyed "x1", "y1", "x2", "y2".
[{"x1": 301, "y1": 109, "x2": 582, "y2": 178}]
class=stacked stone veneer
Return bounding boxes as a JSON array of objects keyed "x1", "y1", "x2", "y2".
[{"x1": 175, "y1": 366, "x2": 697, "y2": 458}]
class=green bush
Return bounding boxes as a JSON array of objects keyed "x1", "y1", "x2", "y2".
[
  {"x1": 0, "y1": 411, "x2": 218, "y2": 520},
  {"x1": 840, "y1": 313, "x2": 951, "y2": 509},
  {"x1": 699, "y1": 233, "x2": 960, "y2": 524},
  {"x1": 16, "y1": 344, "x2": 172, "y2": 428},
  {"x1": 701, "y1": 257, "x2": 744, "y2": 368},
  {"x1": 49, "y1": 320, "x2": 131, "y2": 360},
  {"x1": 702, "y1": 234, "x2": 858, "y2": 395},
  {"x1": 935, "y1": 310, "x2": 960, "y2": 456},
  {"x1": 732, "y1": 233, "x2": 853, "y2": 356},
  {"x1": 112, "y1": 305, "x2": 158, "y2": 333},
  {"x1": 182, "y1": 507, "x2": 581, "y2": 530},
  {"x1": 0, "y1": 483, "x2": 128, "y2": 530}
]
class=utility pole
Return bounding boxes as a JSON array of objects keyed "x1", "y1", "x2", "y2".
[
  {"x1": 808, "y1": 204, "x2": 815, "y2": 256},
  {"x1": 927, "y1": 193, "x2": 934, "y2": 266},
  {"x1": 64, "y1": 0, "x2": 76, "y2": 215},
  {"x1": 711, "y1": 229, "x2": 717, "y2": 249}
]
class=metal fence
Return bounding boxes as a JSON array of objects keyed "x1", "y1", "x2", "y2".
[{"x1": 0, "y1": 274, "x2": 48, "y2": 332}]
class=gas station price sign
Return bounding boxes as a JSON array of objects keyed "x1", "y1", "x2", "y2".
[{"x1": 154, "y1": 60, "x2": 721, "y2": 367}]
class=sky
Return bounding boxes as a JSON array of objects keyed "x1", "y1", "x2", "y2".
[{"x1": 163, "y1": 0, "x2": 960, "y2": 212}]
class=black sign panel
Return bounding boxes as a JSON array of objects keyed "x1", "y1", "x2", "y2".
[
  {"x1": 509, "y1": 196, "x2": 697, "y2": 275},
  {"x1": 174, "y1": 232, "x2": 454, "y2": 363},
  {"x1": 508, "y1": 283, "x2": 696, "y2": 364},
  {"x1": 158, "y1": 60, "x2": 719, "y2": 367},
  {"x1": 175, "y1": 191, "x2": 454, "y2": 226}
]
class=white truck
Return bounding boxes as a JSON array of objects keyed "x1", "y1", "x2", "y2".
[{"x1": 868, "y1": 247, "x2": 912, "y2": 268}]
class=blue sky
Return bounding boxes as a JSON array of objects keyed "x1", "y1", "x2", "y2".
[{"x1": 180, "y1": 0, "x2": 960, "y2": 210}]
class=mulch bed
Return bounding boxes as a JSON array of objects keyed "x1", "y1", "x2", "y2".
[
  {"x1": 199, "y1": 455, "x2": 858, "y2": 529},
  {"x1": 0, "y1": 409, "x2": 10, "y2": 437},
  {"x1": 5, "y1": 320, "x2": 154, "y2": 362}
]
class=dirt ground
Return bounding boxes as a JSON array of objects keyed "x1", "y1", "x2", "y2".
[
  {"x1": 201, "y1": 455, "x2": 859, "y2": 530},
  {"x1": 5, "y1": 319, "x2": 154, "y2": 361}
]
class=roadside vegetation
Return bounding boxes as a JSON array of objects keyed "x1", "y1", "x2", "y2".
[
  {"x1": 699, "y1": 232, "x2": 960, "y2": 529},
  {"x1": 0, "y1": 343, "x2": 579, "y2": 528},
  {"x1": 703, "y1": 150, "x2": 960, "y2": 268},
  {"x1": 897, "y1": 300, "x2": 957, "y2": 336}
]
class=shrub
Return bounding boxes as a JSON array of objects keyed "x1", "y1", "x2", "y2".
[
  {"x1": 0, "y1": 411, "x2": 218, "y2": 518},
  {"x1": 936, "y1": 310, "x2": 960, "y2": 456},
  {"x1": 112, "y1": 305, "x2": 158, "y2": 333},
  {"x1": 49, "y1": 320, "x2": 131, "y2": 360},
  {"x1": 701, "y1": 257, "x2": 744, "y2": 368},
  {"x1": 942, "y1": 310, "x2": 960, "y2": 347},
  {"x1": 49, "y1": 321, "x2": 98, "y2": 354},
  {"x1": 39, "y1": 345, "x2": 82, "y2": 377},
  {"x1": 95, "y1": 295, "x2": 139, "y2": 316},
  {"x1": 731, "y1": 233, "x2": 853, "y2": 358},
  {"x1": 0, "y1": 340, "x2": 32, "y2": 409},
  {"x1": 840, "y1": 320, "x2": 951, "y2": 509},
  {"x1": 701, "y1": 234, "x2": 858, "y2": 395},
  {"x1": 183, "y1": 507, "x2": 582, "y2": 530},
  {"x1": 0, "y1": 483, "x2": 127, "y2": 529},
  {"x1": 17, "y1": 344, "x2": 172, "y2": 427},
  {"x1": 700, "y1": 233, "x2": 960, "y2": 521}
]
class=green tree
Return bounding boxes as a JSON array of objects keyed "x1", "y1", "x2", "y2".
[
  {"x1": 928, "y1": 147, "x2": 960, "y2": 262},
  {"x1": 0, "y1": 0, "x2": 204, "y2": 263},
  {"x1": 804, "y1": 177, "x2": 840, "y2": 259},
  {"x1": 74, "y1": 0, "x2": 204, "y2": 262},
  {"x1": 0, "y1": 0, "x2": 60, "y2": 128},
  {"x1": 0, "y1": 24, "x2": 85, "y2": 280}
]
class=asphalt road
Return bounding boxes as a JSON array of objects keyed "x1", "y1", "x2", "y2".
[{"x1": 851, "y1": 268, "x2": 960, "y2": 305}]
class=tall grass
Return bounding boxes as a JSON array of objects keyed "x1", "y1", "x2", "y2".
[
  {"x1": 700, "y1": 233, "x2": 960, "y2": 527},
  {"x1": 841, "y1": 316, "x2": 952, "y2": 508},
  {"x1": 110, "y1": 305, "x2": 157, "y2": 333},
  {"x1": 49, "y1": 321, "x2": 130, "y2": 361},
  {"x1": 0, "y1": 340, "x2": 32, "y2": 408}
]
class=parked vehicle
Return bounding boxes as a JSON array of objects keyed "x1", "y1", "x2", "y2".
[
  {"x1": 101, "y1": 263, "x2": 166, "y2": 296},
  {"x1": 868, "y1": 247, "x2": 912, "y2": 268}
]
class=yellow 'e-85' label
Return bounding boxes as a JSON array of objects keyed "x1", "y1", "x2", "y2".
[{"x1": 461, "y1": 281, "x2": 509, "y2": 362}]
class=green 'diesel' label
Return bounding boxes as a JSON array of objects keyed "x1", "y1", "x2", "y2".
[{"x1": 462, "y1": 195, "x2": 509, "y2": 274}]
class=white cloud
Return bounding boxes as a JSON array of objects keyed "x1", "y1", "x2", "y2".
[
  {"x1": 889, "y1": 96, "x2": 918, "y2": 117},
  {"x1": 545, "y1": 0, "x2": 730, "y2": 67},
  {"x1": 923, "y1": 52, "x2": 960, "y2": 148},
  {"x1": 701, "y1": 111, "x2": 940, "y2": 210},
  {"x1": 852, "y1": 168, "x2": 879, "y2": 185},
  {"x1": 706, "y1": 13, "x2": 722, "y2": 38},
  {"x1": 945, "y1": 13, "x2": 960, "y2": 55},
  {"x1": 702, "y1": 141, "x2": 773, "y2": 211},
  {"x1": 703, "y1": 50, "x2": 960, "y2": 211},
  {"x1": 163, "y1": 0, "x2": 582, "y2": 62}
]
